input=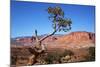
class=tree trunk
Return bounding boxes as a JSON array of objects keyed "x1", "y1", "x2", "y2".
[{"x1": 28, "y1": 28, "x2": 58, "y2": 65}]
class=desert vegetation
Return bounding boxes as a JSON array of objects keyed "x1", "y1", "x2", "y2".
[
  {"x1": 43, "y1": 49, "x2": 74, "y2": 64},
  {"x1": 83, "y1": 47, "x2": 95, "y2": 61}
]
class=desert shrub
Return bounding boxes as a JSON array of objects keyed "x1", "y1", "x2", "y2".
[
  {"x1": 63, "y1": 49, "x2": 74, "y2": 56},
  {"x1": 44, "y1": 49, "x2": 74, "y2": 64},
  {"x1": 11, "y1": 56, "x2": 17, "y2": 65},
  {"x1": 44, "y1": 51, "x2": 62, "y2": 64},
  {"x1": 88, "y1": 47, "x2": 95, "y2": 61},
  {"x1": 84, "y1": 47, "x2": 95, "y2": 61}
]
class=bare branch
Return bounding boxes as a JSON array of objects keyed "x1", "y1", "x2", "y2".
[{"x1": 35, "y1": 29, "x2": 39, "y2": 41}]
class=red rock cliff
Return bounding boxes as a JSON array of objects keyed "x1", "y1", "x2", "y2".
[
  {"x1": 15, "y1": 31, "x2": 95, "y2": 46},
  {"x1": 60, "y1": 32, "x2": 95, "y2": 42}
]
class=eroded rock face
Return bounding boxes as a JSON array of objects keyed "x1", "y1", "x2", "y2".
[
  {"x1": 44, "y1": 32, "x2": 95, "y2": 50},
  {"x1": 12, "y1": 31, "x2": 95, "y2": 49},
  {"x1": 14, "y1": 31, "x2": 95, "y2": 43},
  {"x1": 71, "y1": 32, "x2": 95, "y2": 42},
  {"x1": 57, "y1": 31, "x2": 95, "y2": 43}
]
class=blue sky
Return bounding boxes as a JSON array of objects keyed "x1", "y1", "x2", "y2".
[{"x1": 11, "y1": 1, "x2": 95, "y2": 38}]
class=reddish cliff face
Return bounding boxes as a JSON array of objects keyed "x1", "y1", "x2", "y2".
[
  {"x1": 56, "y1": 31, "x2": 95, "y2": 43},
  {"x1": 13, "y1": 31, "x2": 95, "y2": 48},
  {"x1": 69, "y1": 32, "x2": 95, "y2": 42}
]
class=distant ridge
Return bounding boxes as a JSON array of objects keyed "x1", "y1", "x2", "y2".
[{"x1": 11, "y1": 31, "x2": 95, "y2": 48}]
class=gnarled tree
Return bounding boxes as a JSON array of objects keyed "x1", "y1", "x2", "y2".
[{"x1": 28, "y1": 6, "x2": 72, "y2": 65}]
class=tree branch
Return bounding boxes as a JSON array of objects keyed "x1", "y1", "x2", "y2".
[{"x1": 39, "y1": 27, "x2": 59, "y2": 42}]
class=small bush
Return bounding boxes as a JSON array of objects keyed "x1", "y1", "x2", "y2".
[
  {"x1": 84, "y1": 47, "x2": 95, "y2": 61},
  {"x1": 63, "y1": 49, "x2": 74, "y2": 56},
  {"x1": 44, "y1": 51, "x2": 62, "y2": 64},
  {"x1": 88, "y1": 47, "x2": 95, "y2": 61},
  {"x1": 44, "y1": 49, "x2": 74, "y2": 64},
  {"x1": 11, "y1": 56, "x2": 17, "y2": 65}
]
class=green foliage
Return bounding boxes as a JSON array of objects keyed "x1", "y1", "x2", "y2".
[
  {"x1": 47, "y1": 6, "x2": 72, "y2": 32},
  {"x1": 47, "y1": 6, "x2": 64, "y2": 17},
  {"x1": 57, "y1": 18, "x2": 72, "y2": 32}
]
